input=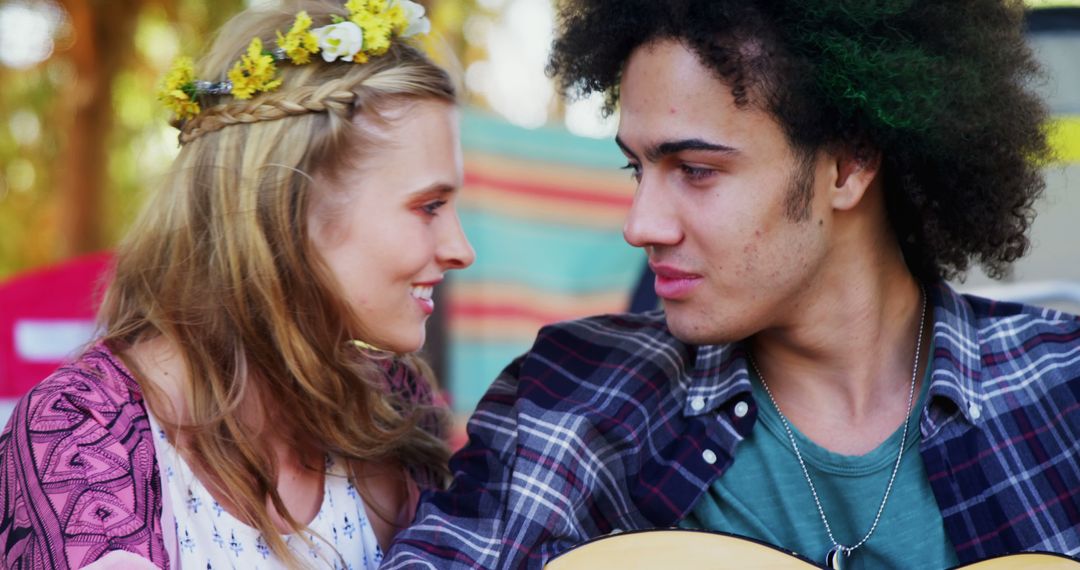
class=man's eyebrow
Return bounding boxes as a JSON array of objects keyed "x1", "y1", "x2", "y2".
[
  {"x1": 615, "y1": 135, "x2": 636, "y2": 159},
  {"x1": 615, "y1": 136, "x2": 739, "y2": 162}
]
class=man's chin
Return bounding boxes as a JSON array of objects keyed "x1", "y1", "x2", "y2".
[{"x1": 664, "y1": 315, "x2": 736, "y2": 346}]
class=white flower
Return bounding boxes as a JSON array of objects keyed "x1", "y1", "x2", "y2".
[
  {"x1": 394, "y1": 0, "x2": 432, "y2": 37},
  {"x1": 313, "y1": 21, "x2": 364, "y2": 62}
]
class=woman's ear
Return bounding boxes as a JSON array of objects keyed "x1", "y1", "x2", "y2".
[{"x1": 830, "y1": 144, "x2": 882, "y2": 211}]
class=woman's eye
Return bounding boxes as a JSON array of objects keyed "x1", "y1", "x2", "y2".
[
  {"x1": 621, "y1": 162, "x2": 642, "y2": 182},
  {"x1": 420, "y1": 200, "x2": 447, "y2": 216}
]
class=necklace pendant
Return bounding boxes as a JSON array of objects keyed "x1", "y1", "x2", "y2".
[{"x1": 825, "y1": 546, "x2": 846, "y2": 570}]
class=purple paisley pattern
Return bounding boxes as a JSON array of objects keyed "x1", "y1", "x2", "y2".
[{"x1": 0, "y1": 343, "x2": 169, "y2": 569}]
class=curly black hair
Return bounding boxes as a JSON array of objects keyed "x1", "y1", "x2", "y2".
[{"x1": 548, "y1": 0, "x2": 1051, "y2": 281}]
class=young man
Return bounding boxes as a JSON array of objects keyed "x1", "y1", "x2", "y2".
[{"x1": 385, "y1": 1, "x2": 1080, "y2": 568}]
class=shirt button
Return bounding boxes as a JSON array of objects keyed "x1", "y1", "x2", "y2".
[
  {"x1": 733, "y1": 401, "x2": 749, "y2": 418},
  {"x1": 691, "y1": 397, "x2": 706, "y2": 411},
  {"x1": 968, "y1": 403, "x2": 982, "y2": 420},
  {"x1": 702, "y1": 449, "x2": 717, "y2": 464}
]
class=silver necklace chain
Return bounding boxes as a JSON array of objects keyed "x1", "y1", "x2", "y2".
[{"x1": 748, "y1": 289, "x2": 927, "y2": 566}]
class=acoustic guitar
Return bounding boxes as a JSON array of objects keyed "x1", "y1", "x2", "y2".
[{"x1": 544, "y1": 529, "x2": 1080, "y2": 569}]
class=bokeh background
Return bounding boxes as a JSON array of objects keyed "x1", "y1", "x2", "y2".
[{"x1": 0, "y1": 0, "x2": 1078, "y2": 433}]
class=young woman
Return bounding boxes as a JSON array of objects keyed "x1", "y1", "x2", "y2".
[{"x1": 0, "y1": 0, "x2": 474, "y2": 568}]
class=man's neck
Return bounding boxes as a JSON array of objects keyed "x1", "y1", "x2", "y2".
[{"x1": 747, "y1": 226, "x2": 930, "y2": 454}]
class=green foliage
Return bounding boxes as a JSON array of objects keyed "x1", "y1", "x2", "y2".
[{"x1": 0, "y1": 62, "x2": 64, "y2": 277}]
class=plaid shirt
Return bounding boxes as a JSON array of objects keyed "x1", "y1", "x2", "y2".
[{"x1": 385, "y1": 282, "x2": 1080, "y2": 568}]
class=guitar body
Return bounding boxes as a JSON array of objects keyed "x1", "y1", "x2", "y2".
[
  {"x1": 544, "y1": 529, "x2": 1080, "y2": 570},
  {"x1": 545, "y1": 529, "x2": 818, "y2": 569}
]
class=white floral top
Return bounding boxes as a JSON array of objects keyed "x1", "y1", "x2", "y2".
[{"x1": 147, "y1": 412, "x2": 382, "y2": 570}]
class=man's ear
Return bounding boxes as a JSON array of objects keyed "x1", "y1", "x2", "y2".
[{"x1": 830, "y1": 144, "x2": 882, "y2": 211}]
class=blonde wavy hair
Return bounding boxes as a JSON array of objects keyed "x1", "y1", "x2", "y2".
[{"x1": 98, "y1": 0, "x2": 453, "y2": 564}]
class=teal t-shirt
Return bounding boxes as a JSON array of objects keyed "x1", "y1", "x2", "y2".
[{"x1": 681, "y1": 349, "x2": 959, "y2": 569}]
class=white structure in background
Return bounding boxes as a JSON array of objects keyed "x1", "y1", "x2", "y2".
[
  {"x1": 466, "y1": 0, "x2": 556, "y2": 129},
  {"x1": 0, "y1": 0, "x2": 66, "y2": 69},
  {"x1": 564, "y1": 90, "x2": 618, "y2": 139},
  {"x1": 465, "y1": 0, "x2": 617, "y2": 137},
  {"x1": 14, "y1": 319, "x2": 96, "y2": 363}
]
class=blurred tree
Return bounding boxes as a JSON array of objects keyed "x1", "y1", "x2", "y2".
[
  {"x1": 57, "y1": 0, "x2": 145, "y2": 257},
  {"x1": 0, "y1": 0, "x2": 244, "y2": 278}
]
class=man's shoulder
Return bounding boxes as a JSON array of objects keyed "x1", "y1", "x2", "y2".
[
  {"x1": 508, "y1": 310, "x2": 694, "y2": 398},
  {"x1": 964, "y1": 293, "x2": 1080, "y2": 351},
  {"x1": 531, "y1": 309, "x2": 684, "y2": 362},
  {"x1": 539, "y1": 308, "x2": 673, "y2": 341},
  {"x1": 960, "y1": 293, "x2": 1080, "y2": 387},
  {"x1": 964, "y1": 293, "x2": 1080, "y2": 326}
]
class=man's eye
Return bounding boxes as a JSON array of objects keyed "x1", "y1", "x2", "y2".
[
  {"x1": 680, "y1": 164, "x2": 715, "y2": 181},
  {"x1": 621, "y1": 162, "x2": 642, "y2": 181}
]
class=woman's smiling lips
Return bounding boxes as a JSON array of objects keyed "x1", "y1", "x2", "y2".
[
  {"x1": 650, "y1": 263, "x2": 703, "y2": 300},
  {"x1": 410, "y1": 279, "x2": 441, "y2": 315}
]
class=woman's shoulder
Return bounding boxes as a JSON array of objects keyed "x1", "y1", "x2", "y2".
[
  {"x1": 0, "y1": 340, "x2": 154, "y2": 475},
  {"x1": 0, "y1": 340, "x2": 155, "y2": 483},
  {"x1": 0, "y1": 341, "x2": 167, "y2": 568},
  {"x1": 7, "y1": 341, "x2": 145, "y2": 432}
]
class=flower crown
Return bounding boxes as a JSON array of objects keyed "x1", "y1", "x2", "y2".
[{"x1": 159, "y1": 0, "x2": 431, "y2": 122}]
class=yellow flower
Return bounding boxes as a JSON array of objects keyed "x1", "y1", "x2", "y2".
[
  {"x1": 351, "y1": 10, "x2": 394, "y2": 56},
  {"x1": 385, "y1": 3, "x2": 408, "y2": 36},
  {"x1": 343, "y1": 0, "x2": 411, "y2": 56},
  {"x1": 347, "y1": 0, "x2": 390, "y2": 14},
  {"x1": 228, "y1": 37, "x2": 282, "y2": 100},
  {"x1": 344, "y1": 0, "x2": 368, "y2": 18},
  {"x1": 163, "y1": 55, "x2": 195, "y2": 92},
  {"x1": 158, "y1": 56, "x2": 200, "y2": 120},
  {"x1": 277, "y1": 10, "x2": 319, "y2": 64}
]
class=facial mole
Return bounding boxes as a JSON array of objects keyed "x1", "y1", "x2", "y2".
[
  {"x1": 669, "y1": 107, "x2": 677, "y2": 115},
  {"x1": 818, "y1": 219, "x2": 824, "y2": 226}
]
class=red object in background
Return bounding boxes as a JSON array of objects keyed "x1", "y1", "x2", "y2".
[{"x1": 0, "y1": 252, "x2": 113, "y2": 400}]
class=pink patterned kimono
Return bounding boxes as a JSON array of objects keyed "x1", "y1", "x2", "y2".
[
  {"x1": 0, "y1": 341, "x2": 440, "y2": 569},
  {"x1": 0, "y1": 343, "x2": 171, "y2": 569}
]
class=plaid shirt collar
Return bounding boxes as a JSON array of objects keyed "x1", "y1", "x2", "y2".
[
  {"x1": 926, "y1": 281, "x2": 987, "y2": 427},
  {"x1": 683, "y1": 343, "x2": 751, "y2": 418},
  {"x1": 678, "y1": 281, "x2": 984, "y2": 427}
]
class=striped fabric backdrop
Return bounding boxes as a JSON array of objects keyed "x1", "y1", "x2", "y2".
[{"x1": 448, "y1": 109, "x2": 642, "y2": 413}]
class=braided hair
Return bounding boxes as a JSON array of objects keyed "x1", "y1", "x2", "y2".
[{"x1": 177, "y1": 4, "x2": 454, "y2": 145}]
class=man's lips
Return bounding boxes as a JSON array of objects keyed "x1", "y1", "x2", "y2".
[
  {"x1": 650, "y1": 263, "x2": 703, "y2": 300},
  {"x1": 650, "y1": 263, "x2": 701, "y2": 280}
]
